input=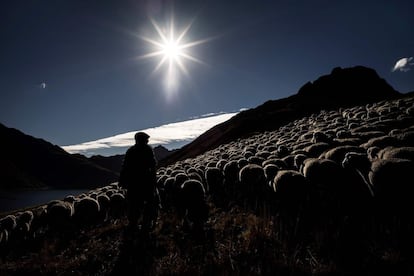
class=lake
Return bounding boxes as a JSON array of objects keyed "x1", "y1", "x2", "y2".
[{"x1": 0, "y1": 189, "x2": 90, "y2": 214}]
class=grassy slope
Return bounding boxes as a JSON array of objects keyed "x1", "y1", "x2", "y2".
[{"x1": 1, "y1": 202, "x2": 410, "y2": 276}]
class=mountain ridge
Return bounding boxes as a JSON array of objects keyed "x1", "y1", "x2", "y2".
[
  {"x1": 159, "y1": 66, "x2": 401, "y2": 166},
  {"x1": 0, "y1": 123, "x2": 119, "y2": 190}
]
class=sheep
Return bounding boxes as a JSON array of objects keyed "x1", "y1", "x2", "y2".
[
  {"x1": 243, "y1": 146, "x2": 256, "y2": 159},
  {"x1": 303, "y1": 155, "x2": 373, "y2": 257},
  {"x1": 239, "y1": 164, "x2": 266, "y2": 193},
  {"x1": 248, "y1": 156, "x2": 265, "y2": 166},
  {"x1": 187, "y1": 171, "x2": 204, "y2": 185},
  {"x1": 0, "y1": 229, "x2": 9, "y2": 248},
  {"x1": 342, "y1": 151, "x2": 413, "y2": 207},
  {"x1": 29, "y1": 205, "x2": 48, "y2": 239},
  {"x1": 263, "y1": 164, "x2": 279, "y2": 187},
  {"x1": 336, "y1": 129, "x2": 352, "y2": 139},
  {"x1": 105, "y1": 189, "x2": 116, "y2": 198},
  {"x1": 369, "y1": 158, "x2": 414, "y2": 213},
  {"x1": 293, "y1": 141, "x2": 314, "y2": 151},
  {"x1": 333, "y1": 137, "x2": 363, "y2": 146},
  {"x1": 272, "y1": 170, "x2": 309, "y2": 210},
  {"x1": 342, "y1": 151, "x2": 414, "y2": 242},
  {"x1": 97, "y1": 194, "x2": 111, "y2": 222},
  {"x1": 109, "y1": 192, "x2": 127, "y2": 219},
  {"x1": 162, "y1": 176, "x2": 179, "y2": 210},
  {"x1": 174, "y1": 173, "x2": 189, "y2": 189},
  {"x1": 110, "y1": 182, "x2": 120, "y2": 189},
  {"x1": 407, "y1": 106, "x2": 414, "y2": 116},
  {"x1": 0, "y1": 215, "x2": 17, "y2": 232},
  {"x1": 369, "y1": 157, "x2": 414, "y2": 247},
  {"x1": 204, "y1": 167, "x2": 225, "y2": 206},
  {"x1": 18, "y1": 210, "x2": 34, "y2": 224},
  {"x1": 272, "y1": 170, "x2": 310, "y2": 243},
  {"x1": 0, "y1": 215, "x2": 17, "y2": 249},
  {"x1": 262, "y1": 158, "x2": 288, "y2": 169},
  {"x1": 13, "y1": 210, "x2": 34, "y2": 241},
  {"x1": 360, "y1": 135, "x2": 400, "y2": 149},
  {"x1": 367, "y1": 146, "x2": 381, "y2": 160},
  {"x1": 302, "y1": 158, "x2": 348, "y2": 217},
  {"x1": 276, "y1": 144, "x2": 290, "y2": 157},
  {"x1": 46, "y1": 200, "x2": 74, "y2": 235},
  {"x1": 64, "y1": 195, "x2": 76, "y2": 203},
  {"x1": 223, "y1": 160, "x2": 240, "y2": 198},
  {"x1": 179, "y1": 179, "x2": 209, "y2": 238},
  {"x1": 348, "y1": 122, "x2": 360, "y2": 129},
  {"x1": 304, "y1": 142, "x2": 332, "y2": 158},
  {"x1": 377, "y1": 146, "x2": 414, "y2": 161},
  {"x1": 395, "y1": 130, "x2": 414, "y2": 147},
  {"x1": 311, "y1": 131, "x2": 331, "y2": 144},
  {"x1": 256, "y1": 150, "x2": 271, "y2": 159},
  {"x1": 238, "y1": 164, "x2": 268, "y2": 212},
  {"x1": 72, "y1": 196, "x2": 101, "y2": 226},
  {"x1": 167, "y1": 172, "x2": 190, "y2": 211},
  {"x1": 341, "y1": 152, "x2": 372, "y2": 183},
  {"x1": 293, "y1": 153, "x2": 308, "y2": 171},
  {"x1": 157, "y1": 174, "x2": 169, "y2": 188},
  {"x1": 281, "y1": 154, "x2": 296, "y2": 169},
  {"x1": 216, "y1": 159, "x2": 227, "y2": 171},
  {"x1": 319, "y1": 145, "x2": 365, "y2": 164}
]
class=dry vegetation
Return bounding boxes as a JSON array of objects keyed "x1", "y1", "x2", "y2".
[{"x1": 1, "y1": 201, "x2": 412, "y2": 275}]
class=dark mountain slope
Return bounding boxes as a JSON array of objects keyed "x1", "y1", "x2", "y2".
[
  {"x1": 0, "y1": 123, "x2": 119, "y2": 189},
  {"x1": 160, "y1": 66, "x2": 400, "y2": 166}
]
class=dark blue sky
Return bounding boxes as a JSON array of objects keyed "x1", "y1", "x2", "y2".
[{"x1": 1, "y1": 0, "x2": 413, "y2": 146}]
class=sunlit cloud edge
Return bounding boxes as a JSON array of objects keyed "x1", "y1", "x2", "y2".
[
  {"x1": 392, "y1": 57, "x2": 414, "y2": 72},
  {"x1": 62, "y1": 111, "x2": 241, "y2": 157}
]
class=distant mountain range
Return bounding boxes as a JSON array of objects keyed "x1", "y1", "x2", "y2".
[
  {"x1": 72, "y1": 145, "x2": 177, "y2": 176},
  {"x1": 0, "y1": 65, "x2": 407, "y2": 189},
  {"x1": 0, "y1": 124, "x2": 176, "y2": 190},
  {"x1": 0, "y1": 123, "x2": 119, "y2": 190}
]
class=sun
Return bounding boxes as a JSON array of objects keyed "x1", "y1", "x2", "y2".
[
  {"x1": 162, "y1": 40, "x2": 180, "y2": 59},
  {"x1": 140, "y1": 17, "x2": 208, "y2": 93}
]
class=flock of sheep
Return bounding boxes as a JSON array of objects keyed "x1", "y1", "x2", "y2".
[
  {"x1": 155, "y1": 93, "x2": 414, "y2": 249},
  {"x1": 1, "y1": 94, "x2": 414, "y2": 254},
  {"x1": 0, "y1": 183, "x2": 127, "y2": 249}
]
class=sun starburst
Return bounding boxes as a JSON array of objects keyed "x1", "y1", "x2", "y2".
[{"x1": 140, "y1": 17, "x2": 208, "y2": 94}]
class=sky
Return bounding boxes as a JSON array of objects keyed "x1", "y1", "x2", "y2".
[{"x1": 1, "y1": 0, "x2": 414, "y2": 156}]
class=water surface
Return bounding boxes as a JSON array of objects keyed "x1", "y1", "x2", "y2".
[{"x1": 0, "y1": 189, "x2": 89, "y2": 213}]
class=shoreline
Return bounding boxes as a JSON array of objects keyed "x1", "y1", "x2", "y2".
[{"x1": 0, "y1": 188, "x2": 90, "y2": 216}]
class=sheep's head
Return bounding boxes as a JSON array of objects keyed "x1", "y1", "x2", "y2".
[{"x1": 342, "y1": 152, "x2": 370, "y2": 172}]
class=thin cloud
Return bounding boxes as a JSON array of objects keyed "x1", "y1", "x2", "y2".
[
  {"x1": 62, "y1": 111, "x2": 240, "y2": 156},
  {"x1": 392, "y1": 57, "x2": 414, "y2": 72}
]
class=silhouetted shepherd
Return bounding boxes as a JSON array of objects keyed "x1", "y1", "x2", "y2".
[{"x1": 119, "y1": 132, "x2": 158, "y2": 234}]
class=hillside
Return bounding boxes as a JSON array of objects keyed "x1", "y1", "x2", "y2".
[
  {"x1": 1, "y1": 92, "x2": 413, "y2": 275},
  {"x1": 0, "y1": 124, "x2": 119, "y2": 190},
  {"x1": 160, "y1": 66, "x2": 400, "y2": 166}
]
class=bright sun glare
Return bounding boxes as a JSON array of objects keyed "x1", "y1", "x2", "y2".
[{"x1": 140, "y1": 17, "x2": 208, "y2": 94}]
